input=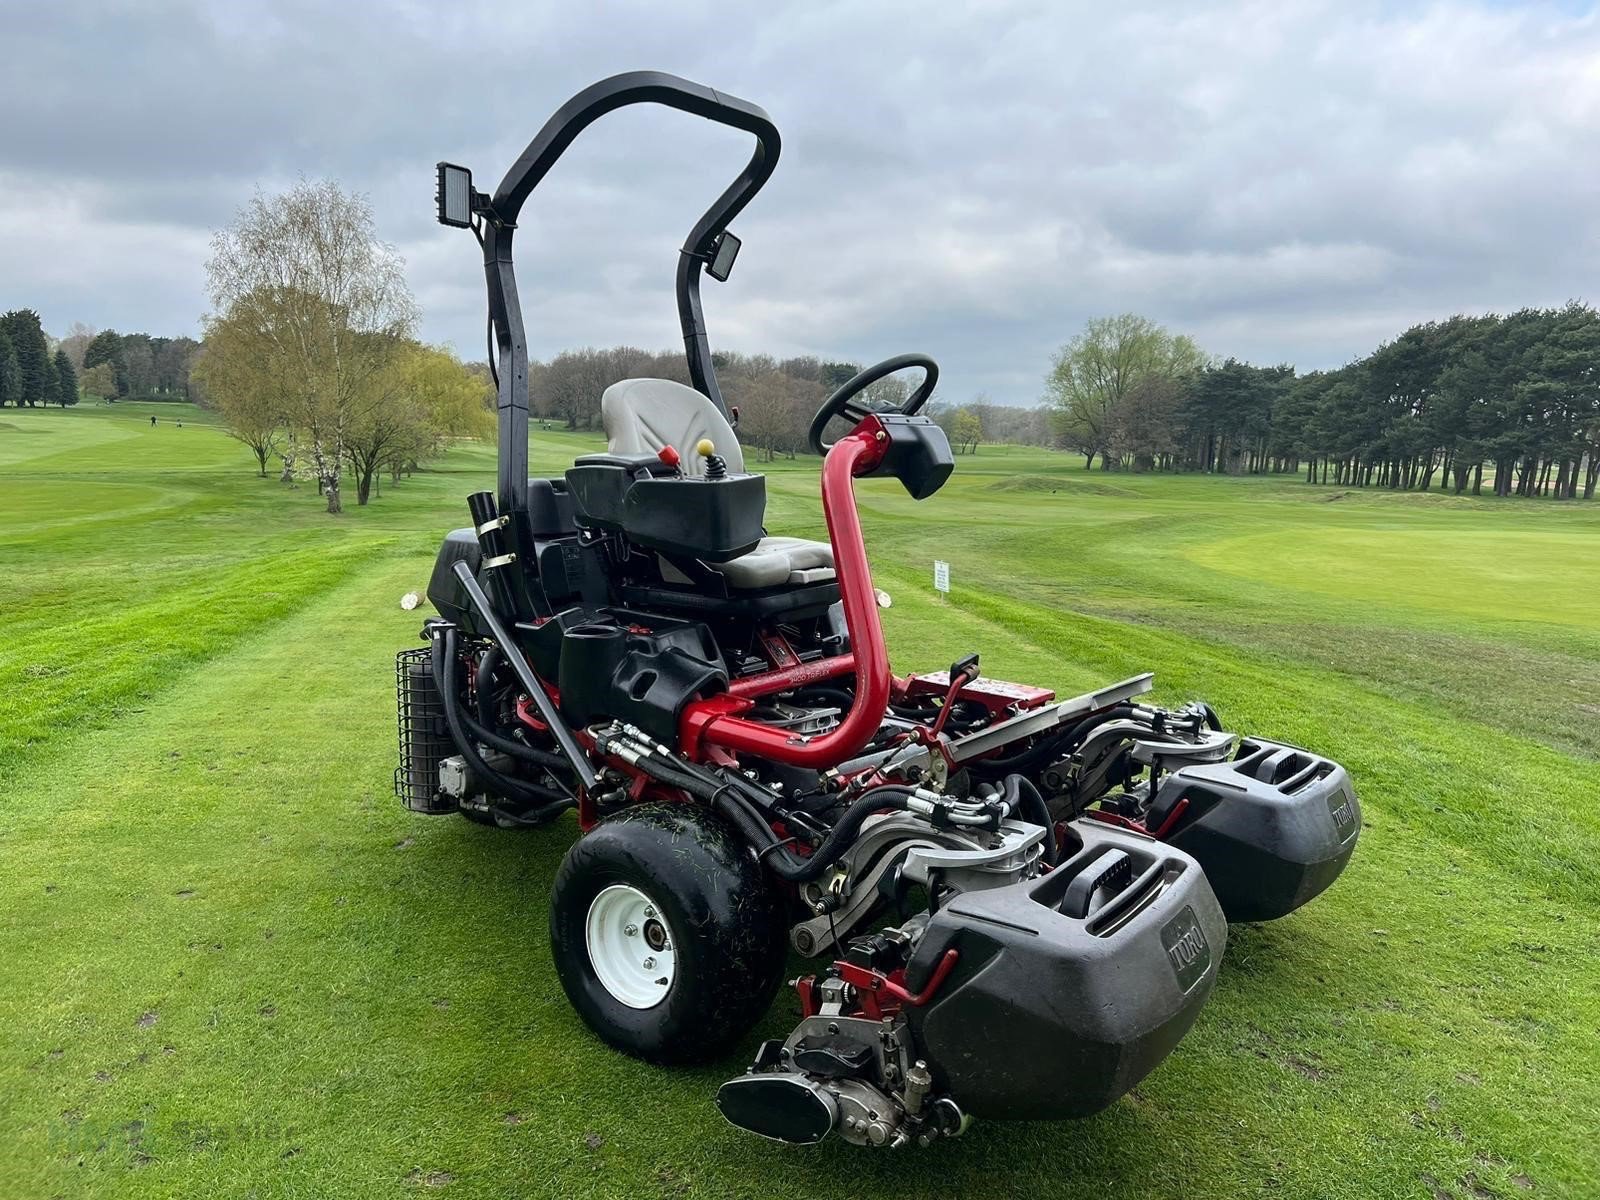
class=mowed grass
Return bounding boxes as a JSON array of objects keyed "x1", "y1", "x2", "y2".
[{"x1": 2, "y1": 402, "x2": 1598, "y2": 1200}]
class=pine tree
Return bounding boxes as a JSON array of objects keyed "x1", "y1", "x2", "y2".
[
  {"x1": 53, "y1": 348, "x2": 79, "y2": 407},
  {"x1": 0, "y1": 309, "x2": 51, "y2": 405},
  {"x1": 0, "y1": 330, "x2": 19, "y2": 408}
]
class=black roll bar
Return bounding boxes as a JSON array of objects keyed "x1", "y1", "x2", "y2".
[{"x1": 477, "y1": 71, "x2": 780, "y2": 558}]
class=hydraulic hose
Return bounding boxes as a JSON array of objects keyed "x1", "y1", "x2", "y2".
[
  {"x1": 610, "y1": 753, "x2": 817, "y2": 875},
  {"x1": 713, "y1": 784, "x2": 918, "y2": 884},
  {"x1": 461, "y1": 710, "x2": 571, "y2": 772},
  {"x1": 436, "y1": 632, "x2": 569, "y2": 809},
  {"x1": 432, "y1": 628, "x2": 574, "y2": 824},
  {"x1": 476, "y1": 643, "x2": 503, "y2": 728},
  {"x1": 726, "y1": 790, "x2": 915, "y2": 883},
  {"x1": 448, "y1": 561, "x2": 596, "y2": 788},
  {"x1": 790, "y1": 686, "x2": 857, "y2": 712},
  {"x1": 1002, "y1": 773, "x2": 1058, "y2": 866},
  {"x1": 971, "y1": 705, "x2": 1140, "y2": 776},
  {"x1": 619, "y1": 740, "x2": 916, "y2": 883}
]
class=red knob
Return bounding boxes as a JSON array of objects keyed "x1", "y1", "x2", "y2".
[{"x1": 658, "y1": 444, "x2": 681, "y2": 468}]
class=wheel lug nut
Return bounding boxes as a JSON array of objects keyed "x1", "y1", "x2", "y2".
[
  {"x1": 624, "y1": 924, "x2": 638, "y2": 936},
  {"x1": 642, "y1": 956, "x2": 656, "y2": 969},
  {"x1": 643, "y1": 906, "x2": 656, "y2": 918}
]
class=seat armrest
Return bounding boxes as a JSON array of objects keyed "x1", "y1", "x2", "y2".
[{"x1": 573, "y1": 451, "x2": 675, "y2": 476}]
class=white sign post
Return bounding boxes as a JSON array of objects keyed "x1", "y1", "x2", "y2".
[{"x1": 933, "y1": 559, "x2": 950, "y2": 596}]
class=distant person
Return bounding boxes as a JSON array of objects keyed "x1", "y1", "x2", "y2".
[{"x1": 151, "y1": 415, "x2": 157, "y2": 426}]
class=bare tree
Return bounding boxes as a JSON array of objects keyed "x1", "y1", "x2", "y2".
[
  {"x1": 726, "y1": 368, "x2": 820, "y2": 460},
  {"x1": 57, "y1": 322, "x2": 96, "y2": 373},
  {"x1": 203, "y1": 180, "x2": 416, "y2": 513}
]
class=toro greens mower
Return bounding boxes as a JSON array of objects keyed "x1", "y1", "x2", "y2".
[{"x1": 397, "y1": 72, "x2": 1359, "y2": 1148}]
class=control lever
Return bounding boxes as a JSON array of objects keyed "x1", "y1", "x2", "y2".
[
  {"x1": 929, "y1": 653, "x2": 981, "y2": 739},
  {"x1": 696, "y1": 437, "x2": 728, "y2": 479},
  {"x1": 949, "y1": 653, "x2": 980, "y2": 687}
]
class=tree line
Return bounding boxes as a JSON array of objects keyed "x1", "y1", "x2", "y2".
[
  {"x1": 1046, "y1": 307, "x2": 1600, "y2": 499},
  {"x1": 48, "y1": 172, "x2": 1596, "y2": 511},
  {"x1": 527, "y1": 346, "x2": 1040, "y2": 459},
  {"x1": 0, "y1": 311, "x2": 206, "y2": 409},
  {"x1": 531, "y1": 348, "x2": 900, "y2": 459},
  {"x1": 69, "y1": 327, "x2": 201, "y2": 403}
]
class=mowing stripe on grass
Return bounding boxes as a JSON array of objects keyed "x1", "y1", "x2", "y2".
[{"x1": 0, "y1": 541, "x2": 394, "y2": 786}]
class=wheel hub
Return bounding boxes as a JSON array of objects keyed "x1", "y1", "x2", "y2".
[{"x1": 585, "y1": 884, "x2": 676, "y2": 1009}]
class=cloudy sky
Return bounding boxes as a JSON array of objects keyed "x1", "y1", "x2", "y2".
[{"x1": 3, "y1": 1, "x2": 1598, "y2": 405}]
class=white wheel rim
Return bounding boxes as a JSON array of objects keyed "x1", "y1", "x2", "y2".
[{"x1": 585, "y1": 884, "x2": 677, "y2": 1009}]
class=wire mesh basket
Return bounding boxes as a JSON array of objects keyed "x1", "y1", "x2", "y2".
[{"x1": 394, "y1": 647, "x2": 457, "y2": 814}]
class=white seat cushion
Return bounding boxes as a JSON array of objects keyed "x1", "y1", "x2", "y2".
[{"x1": 661, "y1": 536, "x2": 836, "y2": 590}]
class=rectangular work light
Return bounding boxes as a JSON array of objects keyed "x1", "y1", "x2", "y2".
[{"x1": 436, "y1": 162, "x2": 474, "y2": 228}]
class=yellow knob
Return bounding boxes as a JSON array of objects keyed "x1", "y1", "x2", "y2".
[{"x1": 695, "y1": 438, "x2": 716, "y2": 458}]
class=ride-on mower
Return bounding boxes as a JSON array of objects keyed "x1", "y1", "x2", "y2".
[{"x1": 396, "y1": 72, "x2": 1360, "y2": 1148}]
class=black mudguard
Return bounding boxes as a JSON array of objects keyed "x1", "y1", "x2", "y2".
[
  {"x1": 1149, "y1": 738, "x2": 1360, "y2": 922},
  {"x1": 904, "y1": 820, "x2": 1225, "y2": 1121}
]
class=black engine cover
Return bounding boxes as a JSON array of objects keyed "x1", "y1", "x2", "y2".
[{"x1": 425, "y1": 529, "x2": 483, "y2": 629}]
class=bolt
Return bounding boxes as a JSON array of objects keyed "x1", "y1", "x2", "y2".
[
  {"x1": 643, "y1": 905, "x2": 656, "y2": 918},
  {"x1": 827, "y1": 1022, "x2": 840, "y2": 1034},
  {"x1": 642, "y1": 956, "x2": 656, "y2": 970},
  {"x1": 624, "y1": 924, "x2": 638, "y2": 937}
]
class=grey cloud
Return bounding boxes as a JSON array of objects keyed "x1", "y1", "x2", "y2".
[{"x1": 3, "y1": 0, "x2": 1598, "y2": 404}]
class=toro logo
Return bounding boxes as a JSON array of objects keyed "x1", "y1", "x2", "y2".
[
  {"x1": 1160, "y1": 905, "x2": 1211, "y2": 992},
  {"x1": 1328, "y1": 790, "x2": 1358, "y2": 842}
]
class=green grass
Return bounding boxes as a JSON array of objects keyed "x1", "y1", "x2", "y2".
[{"x1": 3, "y1": 405, "x2": 1598, "y2": 1199}]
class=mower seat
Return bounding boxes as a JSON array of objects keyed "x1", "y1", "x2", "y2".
[
  {"x1": 661, "y1": 536, "x2": 836, "y2": 589},
  {"x1": 601, "y1": 379, "x2": 836, "y2": 589}
]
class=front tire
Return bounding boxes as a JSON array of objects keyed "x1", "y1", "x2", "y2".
[{"x1": 549, "y1": 803, "x2": 787, "y2": 1063}]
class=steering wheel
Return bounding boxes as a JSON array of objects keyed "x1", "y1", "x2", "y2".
[{"x1": 808, "y1": 353, "x2": 940, "y2": 456}]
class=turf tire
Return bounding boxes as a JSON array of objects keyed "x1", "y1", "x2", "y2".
[{"x1": 549, "y1": 803, "x2": 787, "y2": 1063}]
